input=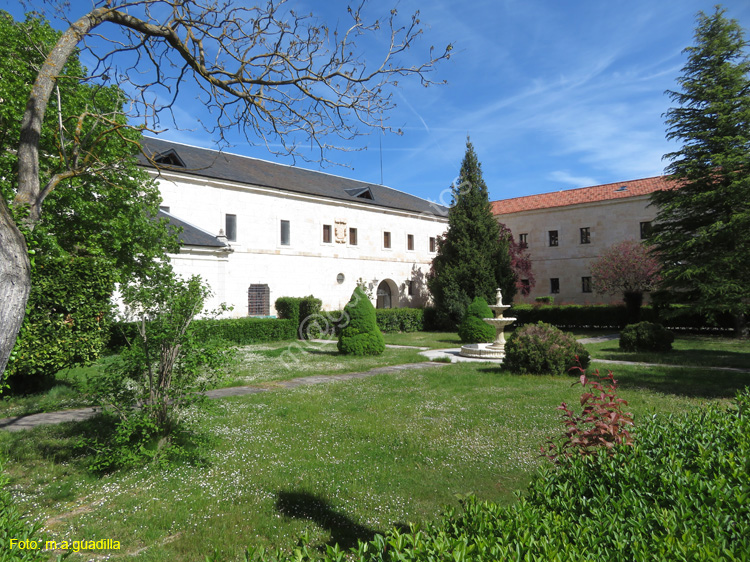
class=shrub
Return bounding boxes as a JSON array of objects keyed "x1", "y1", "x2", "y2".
[
  {"x1": 275, "y1": 296, "x2": 323, "y2": 339},
  {"x1": 544, "y1": 366, "x2": 633, "y2": 461},
  {"x1": 534, "y1": 295, "x2": 554, "y2": 304},
  {"x1": 457, "y1": 297, "x2": 496, "y2": 343},
  {"x1": 86, "y1": 274, "x2": 233, "y2": 471},
  {"x1": 375, "y1": 308, "x2": 424, "y2": 333},
  {"x1": 275, "y1": 297, "x2": 302, "y2": 329},
  {"x1": 504, "y1": 322, "x2": 590, "y2": 375},
  {"x1": 110, "y1": 317, "x2": 296, "y2": 350},
  {"x1": 337, "y1": 287, "x2": 385, "y2": 356},
  {"x1": 619, "y1": 321, "x2": 675, "y2": 352}
]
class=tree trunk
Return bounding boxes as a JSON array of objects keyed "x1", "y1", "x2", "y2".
[
  {"x1": 623, "y1": 291, "x2": 643, "y2": 325},
  {"x1": 735, "y1": 313, "x2": 749, "y2": 339},
  {"x1": 1, "y1": 9, "x2": 113, "y2": 378},
  {"x1": 0, "y1": 201, "x2": 31, "y2": 377}
]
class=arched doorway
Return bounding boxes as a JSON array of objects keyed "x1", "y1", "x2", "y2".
[{"x1": 376, "y1": 280, "x2": 392, "y2": 309}]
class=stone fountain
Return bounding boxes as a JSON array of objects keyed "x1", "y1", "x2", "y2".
[{"x1": 459, "y1": 288, "x2": 516, "y2": 360}]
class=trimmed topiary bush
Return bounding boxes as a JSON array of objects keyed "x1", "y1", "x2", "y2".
[
  {"x1": 337, "y1": 287, "x2": 385, "y2": 356},
  {"x1": 619, "y1": 321, "x2": 674, "y2": 352},
  {"x1": 458, "y1": 297, "x2": 496, "y2": 343},
  {"x1": 504, "y1": 321, "x2": 590, "y2": 375}
]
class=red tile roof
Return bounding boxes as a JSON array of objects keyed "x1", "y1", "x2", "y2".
[{"x1": 491, "y1": 175, "x2": 677, "y2": 215}]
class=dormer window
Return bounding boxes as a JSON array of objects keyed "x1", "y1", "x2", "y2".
[
  {"x1": 345, "y1": 187, "x2": 374, "y2": 200},
  {"x1": 153, "y1": 149, "x2": 185, "y2": 167}
]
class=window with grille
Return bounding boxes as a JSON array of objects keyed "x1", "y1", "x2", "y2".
[{"x1": 248, "y1": 284, "x2": 270, "y2": 316}]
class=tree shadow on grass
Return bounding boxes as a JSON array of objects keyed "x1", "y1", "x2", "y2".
[
  {"x1": 474, "y1": 364, "x2": 749, "y2": 400},
  {"x1": 275, "y1": 490, "x2": 406, "y2": 551},
  {"x1": 594, "y1": 346, "x2": 750, "y2": 370},
  {"x1": 607, "y1": 366, "x2": 750, "y2": 399}
]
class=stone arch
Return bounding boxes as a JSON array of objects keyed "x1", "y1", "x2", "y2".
[{"x1": 376, "y1": 279, "x2": 399, "y2": 309}]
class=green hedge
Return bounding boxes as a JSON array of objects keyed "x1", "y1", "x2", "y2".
[
  {"x1": 108, "y1": 317, "x2": 296, "y2": 350},
  {"x1": 375, "y1": 308, "x2": 424, "y2": 333},
  {"x1": 510, "y1": 304, "x2": 735, "y2": 332},
  {"x1": 275, "y1": 296, "x2": 323, "y2": 339}
]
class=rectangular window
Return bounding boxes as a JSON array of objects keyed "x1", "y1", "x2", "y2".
[
  {"x1": 349, "y1": 227, "x2": 358, "y2": 246},
  {"x1": 640, "y1": 221, "x2": 653, "y2": 240},
  {"x1": 549, "y1": 230, "x2": 559, "y2": 247},
  {"x1": 408, "y1": 280, "x2": 415, "y2": 296},
  {"x1": 429, "y1": 237, "x2": 437, "y2": 252},
  {"x1": 225, "y1": 214, "x2": 237, "y2": 242},
  {"x1": 580, "y1": 227, "x2": 591, "y2": 244},
  {"x1": 280, "y1": 220, "x2": 290, "y2": 246},
  {"x1": 550, "y1": 278, "x2": 560, "y2": 294},
  {"x1": 383, "y1": 231, "x2": 391, "y2": 249},
  {"x1": 582, "y1": 276, "x2": 592, "y2": 293},
  {"x1": 407, "y1": 234, "x2": 414, "y2": 251},
  {"x1": 248, "y1": 284, "x2": 270, "y2": 316},
  {"x1": 519, "y1": 233, "x2": 528, "y2": 245},
  {"x1": 323, "y1": 224, "x2": 332, "y2": 243}
]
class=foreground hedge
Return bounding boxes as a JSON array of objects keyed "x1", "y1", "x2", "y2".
[
  {"x1": 108, "y1": 317, "x2": 296, "y2": 350},
  {"x1": 510, "y1": 303, "x2": 735, "y2": 332},
  {"x1": 247, "y1": 390, "x2": 750, "y2": 561}
]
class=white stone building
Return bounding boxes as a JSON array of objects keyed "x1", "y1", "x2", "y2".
[
  {"x1": 491, "y1": 176, "x2": 674, "y2": 305},
  {"x1": 139, "y1": 137, "x2": 448, "y2": 316}
]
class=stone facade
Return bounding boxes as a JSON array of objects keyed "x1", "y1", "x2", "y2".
[
  {"x1": 141, "y1": 138, "x2": 448, "y2": 316},
  {"x1": 492, "y1": 177, "x2": 673, "y2": 305}
]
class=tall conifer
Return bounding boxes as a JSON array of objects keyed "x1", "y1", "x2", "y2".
[
  {"x1": 650, "y1": 7, "x2": 750, "y2": 336},
  {"x1": 428, "y1": 138, "x2": 515, "y2": 328}
]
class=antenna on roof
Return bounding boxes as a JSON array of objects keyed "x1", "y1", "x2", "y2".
[{"x1": 379, "y1": 128, "x2": 384, "y2": 185}]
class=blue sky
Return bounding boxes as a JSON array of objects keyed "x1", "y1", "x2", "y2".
[{"x1": 8, "y1": 0, "x2": 750, "y2": 204}]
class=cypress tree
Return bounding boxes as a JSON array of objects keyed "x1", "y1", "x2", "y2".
[
  {"x1": 650, "y1": 7, "x2": 750, "y2": 336},
  {"x1": 428, "y1": 138, "x2": 515, "y2": 329}
]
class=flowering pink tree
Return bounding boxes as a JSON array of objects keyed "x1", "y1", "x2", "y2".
[
  {"x1": 591, "y1": 240, "x2": 661, "y2": 323},
  {"x1": 499, "y1": 224, "x2": 535, "y2": 297}
]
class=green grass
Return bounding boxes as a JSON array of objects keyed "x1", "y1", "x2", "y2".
[
  {"x1": 2, "y1": 340, "x2": 744, "y2": 562},
  {"x1": 0, "y1": 342, "x2": 428, "y2": 419},
  {"x1": 586, "y1": 334, "x2": 750, "y2": 370},
  {"x1": 382, "y1": 331, "x2": 461, "y2": 349}
]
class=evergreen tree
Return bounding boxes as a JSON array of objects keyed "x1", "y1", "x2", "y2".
[
  {"x1": 428, "y1": 138, "x2": 515, "y2": 329},
  {"x1": 649, "y1": 7, "x2": 750, "y2": 337},
  {"x1": 457, "y1": 297, "x2": 497, "y2": 344},
  {"x1": 338, "y1": 287, "x2": 385, "y2": 356}
]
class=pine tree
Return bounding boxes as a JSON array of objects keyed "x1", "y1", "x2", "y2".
[
  {"x1": 428, "y1": 138, "x2": 515, "y2": 329},
  {"x1": 650, "y1": 7, "x2": 750, "y2": 336}
]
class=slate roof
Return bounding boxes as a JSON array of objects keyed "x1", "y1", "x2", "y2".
[
  {"x1": 158, "y1": 210, "x2": 227, "y2": 248},
  {"x1": 491, "y1": 176, "x2": 677, "y2": 215},
  {"x1": 139, "y1": 137, "x2": 448, "y2": 217}
]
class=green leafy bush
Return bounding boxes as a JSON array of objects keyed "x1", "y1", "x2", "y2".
[
  {"x1": 620, "y1": 321, "x2": 675, "y2": 352},
  {"x1": 87, "y1": 273, "x2": 233, "y2": 471},
  {"x1": 544, "y1": 367, "x2": 633, "y2": 461},
  {"x1": 243, "y1": 390, "x2": 750, "y2": 561},
  {"x1": 504, "y1": 322, "x2": 589, "y2": 375},
  {"x1": 337, "y1": 287, "x2": 385, "y2": 356},
  {"x1": 110, "y1": 317, "x2": 295, "y2": 350},
  {"x1": 0, "y1": 457, "x2": 45, "y2": 561},
  {"x1": 375, "y1": 308, "x2": 425, "y2": 333},
  {"x1": 457, "y1": 297, "x2": 496, "y2": 343},
  {"x1": 510, "y1": 303, "x2": 734, "y2": 332},
  {"x1": 5, "y1": 254, "x2": 115, "y2": 394},
  {"x1": 275, "y1": 296, "x2": 323, "y2": 339}
]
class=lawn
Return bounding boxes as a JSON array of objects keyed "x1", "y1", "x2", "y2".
[
  {"x1": 3, "y1": 333, "x2": 748, "y2": 561},
  {"x1": 586, "y1": 333, "x2": 750, "y2": 370}
]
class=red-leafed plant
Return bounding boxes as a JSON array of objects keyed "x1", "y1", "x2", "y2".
[{"x1": 543, "y1": 365, "x2": 634, "y2": 462}]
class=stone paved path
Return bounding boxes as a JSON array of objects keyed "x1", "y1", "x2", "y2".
[{"x1": 0, "y1": 361, "x2": 447, "y2": 432}]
